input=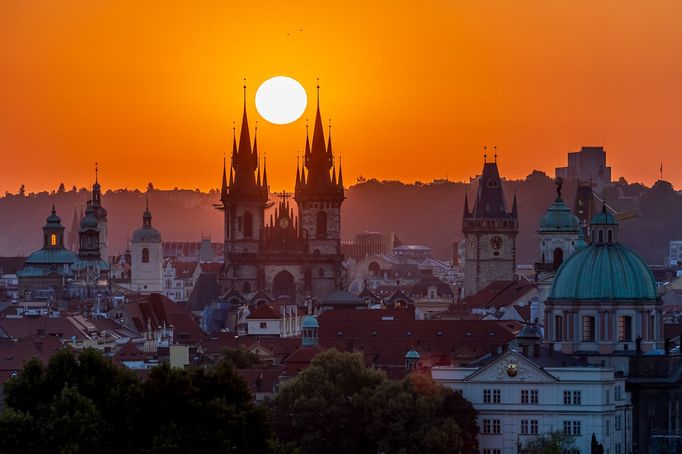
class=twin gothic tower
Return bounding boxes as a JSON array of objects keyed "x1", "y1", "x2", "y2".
[{"x1": 218, "y1": 86, "x2": 345, "y2": 302}]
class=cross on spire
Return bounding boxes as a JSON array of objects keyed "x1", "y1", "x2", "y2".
[
  {"x1": 95, "y1": 162, "x2": 98, "y2": 183},
  {"x1": 277, "y1": 190, "x2": 291, "y2": 203}
]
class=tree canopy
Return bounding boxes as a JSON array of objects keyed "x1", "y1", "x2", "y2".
[
  {"x1": 270, "y1": 349, "x2": 478, "y2": 454},
  {"x1": 0, "y1": 348, "x2": 277, "y2": 454}
]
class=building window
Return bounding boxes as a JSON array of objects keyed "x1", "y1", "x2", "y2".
[
  {"x1": 521, "y1": 419, "x2": 538, "y2": 434},
  {"x1": 50, "y1": 233, "x2": 57, "y2": 246},
  {"x1": 582, "y1": 315, "x2": 595, "y2": 341},
  {"x1": 482, "y1": 419, "x2": 501, "y2": 434},
  {"x1": 615, "y1": 385, "x2": 622, "y2": 401},
  {"x1": 615, "y1": 415, "x2": 623, "y2": 430},
  {"x1": 605, "y1": 419, "x2": 610, "y2": 436},
  {"x1": 243, "y1": 211, "x2": 253, "y2": 238},
  {"x1": 564, "y1": 390, "x2": 581, "y2": 405},
  {"x1": 142, "y1": 248, "x2": 149, "y2": 263},
  {"x1": 605, "y1": 389, "x2": 611, "y2": 404},
  {"x1": 318, "y1": 268, "x2": 324, "y2": 278},
  {"x1": 563, "y1": 420, "x2": 581, "y2": 435},
  {"x1": 493, "y1": 389, "x2": 501, "y2": 403},
  {"x1": 553, "y1": 247, "x2": 564, "y2": 269},
  {"x1": 316, "y1": 211, "x2": 327, "y2": 239},
  {"x1": 555, "y1": 315, "x2": 563, "y2": 341},
  {"x1": 484, "y1": 389, "x2": 491, "y2": 403},
  {"x1": 616, "y1": 443, "x2": 622, "y2": 454},
  {"x1": 521, "y1": 389, "x2": 538, "y2": 404},
  {"x1": 618, "y1": 315, "x2": 632, "y2": 342},
  {"x1": 259, "y1": 322, "x2": 267, "y2": 329}
]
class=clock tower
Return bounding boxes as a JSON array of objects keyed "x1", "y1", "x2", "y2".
[{"x1": 462, "y1": 156, "x2": 519, "y2": 297}]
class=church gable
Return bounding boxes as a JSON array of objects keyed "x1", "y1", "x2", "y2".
[{"x1": 465, "y1": 351, "x2": 558, "y2": 383}]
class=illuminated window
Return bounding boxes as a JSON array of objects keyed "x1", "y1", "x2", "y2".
[{"x1": 50, "y1": 234, "x2": 57, "y2": 246}]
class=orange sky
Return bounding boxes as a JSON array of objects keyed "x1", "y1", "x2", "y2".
[{"x1": 1, "y1": 0, "x2": 681, "y2": 194}]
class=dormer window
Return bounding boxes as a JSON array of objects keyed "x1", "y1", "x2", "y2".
[
  {"x1": 598, "y1": 230, "x2": 604, "y2": 243},
  {"x1": 607, "y1": 229, "x2": 613, "y2": 243}
]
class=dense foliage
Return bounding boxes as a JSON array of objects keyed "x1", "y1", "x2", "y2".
[
  {"x1": 521, "y1": 431, "x2": 577, "y2": 454},
  {"x1": 0, "y1": 349, "x2": 276, "y2": 454},
  {"x1": 271, "y1": 349, "x2": 478, "y2": 454}
]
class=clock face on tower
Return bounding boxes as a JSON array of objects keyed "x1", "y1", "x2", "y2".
[
  {"x1": 278, "y1": 217, "x2": 289, "y2": 229},
  {"x1": 490, "y1": 236, "x2": 503, "y2": 250}
]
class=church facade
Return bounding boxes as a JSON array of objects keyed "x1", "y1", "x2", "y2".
[{"x1": 218, "y1": 87, "x2": 346, "y2": 303}]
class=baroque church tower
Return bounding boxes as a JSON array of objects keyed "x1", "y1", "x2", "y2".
[
  {"x1": 462, "y1": 155, "x2": 519, "y2": 297},
  {"x1": 91, "y1": 163, "x2": 109, "y2": 262}
]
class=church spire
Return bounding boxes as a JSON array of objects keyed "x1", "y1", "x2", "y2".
[
  {"x1": 221, "y1": 153, "x2": 228, "y2": 201},
  {"x1": 327, "y1": 119, "x2": 333, "y2": 166},
  {"x1": 255, "y1": 123, "x2": 261, "y2": 187},
  {"x1": 262, "y1": 151, "x2": 268, "y2": 192},
  {"x1": 512, "y1": 192, "x2": 518, "y2": 218},
  {"x1": 463, "y1": 191, "x2": 470, "y2": 219},
  {"x1": 338, "y1": 155, "x2": 344, "y2": 188},
  {"x1": 304, "y1": 120, "x2": 311, "y2": 167},
  {"x1": 304, "y1": 81, "x2": 332, "y2": 189},
  {"x1": 295, "y1": 154, "x2": 301, "y2": 188}
]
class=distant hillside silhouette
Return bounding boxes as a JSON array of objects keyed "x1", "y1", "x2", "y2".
[{"x1": 0, "y1": 174, "x2": 678, "y2": 265}]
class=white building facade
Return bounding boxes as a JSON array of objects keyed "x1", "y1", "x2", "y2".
[{"x1": 432, "y1": 349, "x2": 631, "y2": 454}]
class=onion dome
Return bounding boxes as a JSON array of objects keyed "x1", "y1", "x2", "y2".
[
  {"x1": 44, "y1": 206, "x2": 62, "y2": 229},
  {"x1": 132, "y1": 201, "x2": 161, "y2": 243},
  {"x1": 539, "y1": 197, "x2": 580, "y2": 232},
  {"x1": 79, "y1": 204, "x2": 99, "y2": 232}
]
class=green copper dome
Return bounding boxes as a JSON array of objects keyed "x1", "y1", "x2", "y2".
[
  {"x1": 539, "y1": 197, "x2": 580, "y2": 232},
  {"x1": 591, "y1": 210, "x2": 618, "y2": 226},
  {"x1": 23, "y1": 248, "x2": 78, "y2": 265},
  {"x1": 301, "y1": 316, "x2": 319, "y2": 329},
  {"x1": 550, "y1": 243, "x2": 656, "y2": 300}
]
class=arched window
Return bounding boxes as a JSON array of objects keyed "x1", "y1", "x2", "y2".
[
  {"x1": 598, "y1": 229, "x2": 604, "y2": 243},
  {"x1": 243, "y1": 211, "x2": 253, "y2": 238},
  {"x1": 555, "y1": 315, "x2": 563, "y2": 341},
  {"x1": 618, "y1": 316, "x2": 632, "y2": 342},
  {"x1": 553, "y1": 248, "x2": 564, "y2": 270},
  {"x1": 582, "y1": 316, "x2": 595, "y2": 342},
  {"x1": 273, "y1": 271, "x2": 296, "y2": 301},
  {"x1": 50, "y1": 234, "x2": 57, "y2": 246},
  {"x1": 368, "y1": 262, "x2": 380, "y2": 277},
  {"x1": 316, "y1": 211, "x2": 327, "y2": 238},
  {"x1": 142, "y1": 248, "x2": 150, "y2": 263},
  {"x1": 608, "y1": 229, "x2": 613, "y2": 243},
  {"x1": 243, "y1": 281, "x2": 252, "y2": 293}
]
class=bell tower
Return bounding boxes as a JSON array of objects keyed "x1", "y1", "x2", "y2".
[
  {"x1": 219, "y1": 84, "x2": 269, "y2": 292},
  {"x1": 294, "y1": 85, "x2": 344, "y2": 257},
  {"x1": 462, "y1": 155, "x2": 519, "y2": 297}
]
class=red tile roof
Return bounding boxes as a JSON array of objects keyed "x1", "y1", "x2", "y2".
[
  {"x1": 462, "y1": 280, "x2": 536, "y2": 310},
  {"x1": 247, "y1": 304, "x2": 283, "y2": 320}
]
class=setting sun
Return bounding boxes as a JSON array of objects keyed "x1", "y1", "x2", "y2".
[{"x1": 255, "y1": 76, "x2": 307, "y2": 125}]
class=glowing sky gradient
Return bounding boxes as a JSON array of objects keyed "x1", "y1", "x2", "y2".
[{"x1": 1, "y1": 1, "x2": 681, "y2": 194}]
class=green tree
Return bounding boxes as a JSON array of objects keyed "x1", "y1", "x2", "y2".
[
  {"x1": 522, "y1": 430, "x2": 577, "y2": 454},
  {"x1": 222, "y1": 347, "x2": 263, "y2": 368},
  {"x1": 0, "y1": 348, "x2": 277, "y2": 454},
  {"x1": 271, "y1": 349, "x2": 476, "y2": 454}
]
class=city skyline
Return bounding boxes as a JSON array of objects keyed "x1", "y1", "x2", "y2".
[{"x1": 2, "y1": 0, "x2": 682, "y2": 194}]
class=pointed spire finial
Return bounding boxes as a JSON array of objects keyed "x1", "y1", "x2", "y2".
[
  {"x1": 316, "y1": 77, "x2": 320, "y2": 107},
  {"x1": 95, "y1": 162, "x2": 99, "y2": 183},
  {"x1": 52, "y1": 194, "x2": 56, "y2": 214},
  {"x1": 483, "y1": 146, "x2": 487, "y2": 163},
  {"x1": 243, "y1": 78, "x2": 247, "y2": 107},
  {"x1": 494, "y1": 146, "x2": 497, "y2": 163}
]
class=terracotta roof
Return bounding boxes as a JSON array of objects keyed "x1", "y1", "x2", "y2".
[
  {"x1": 247, "y1": 304, "x2": 283, "y2": 320},
  {"x1": 0, "y1": 317, "x2": 84, "y2": 340},
  {"x1": 173, "y1": 261, "x2": 198, "y2": 279},
  {"x1": 317, "y1": 308, "x2": 414, "y2": 322},
  {"x1": 113, "y1": 341, "x2": 144, "y2": 362},
  {"x1": 121, "y1": 293, "x2": 204, "y2": 344},
  {"x1": 0, "y1": 336, "x2": 62, "y2": 384},
  {"x1": 462, "y1": 280, "x2": 536, "y2": 310},
  {"x1": 199, "y1": 262, "x2": 222, "y2": 275}
]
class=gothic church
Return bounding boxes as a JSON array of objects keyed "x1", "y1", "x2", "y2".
[{"x1": 218, "y1": 86, "x2": 346, "y2": 303}]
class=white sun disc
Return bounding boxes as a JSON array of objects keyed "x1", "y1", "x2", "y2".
[{"x1": 255, "y1": 76, "x2": 307, "y2": 125}]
